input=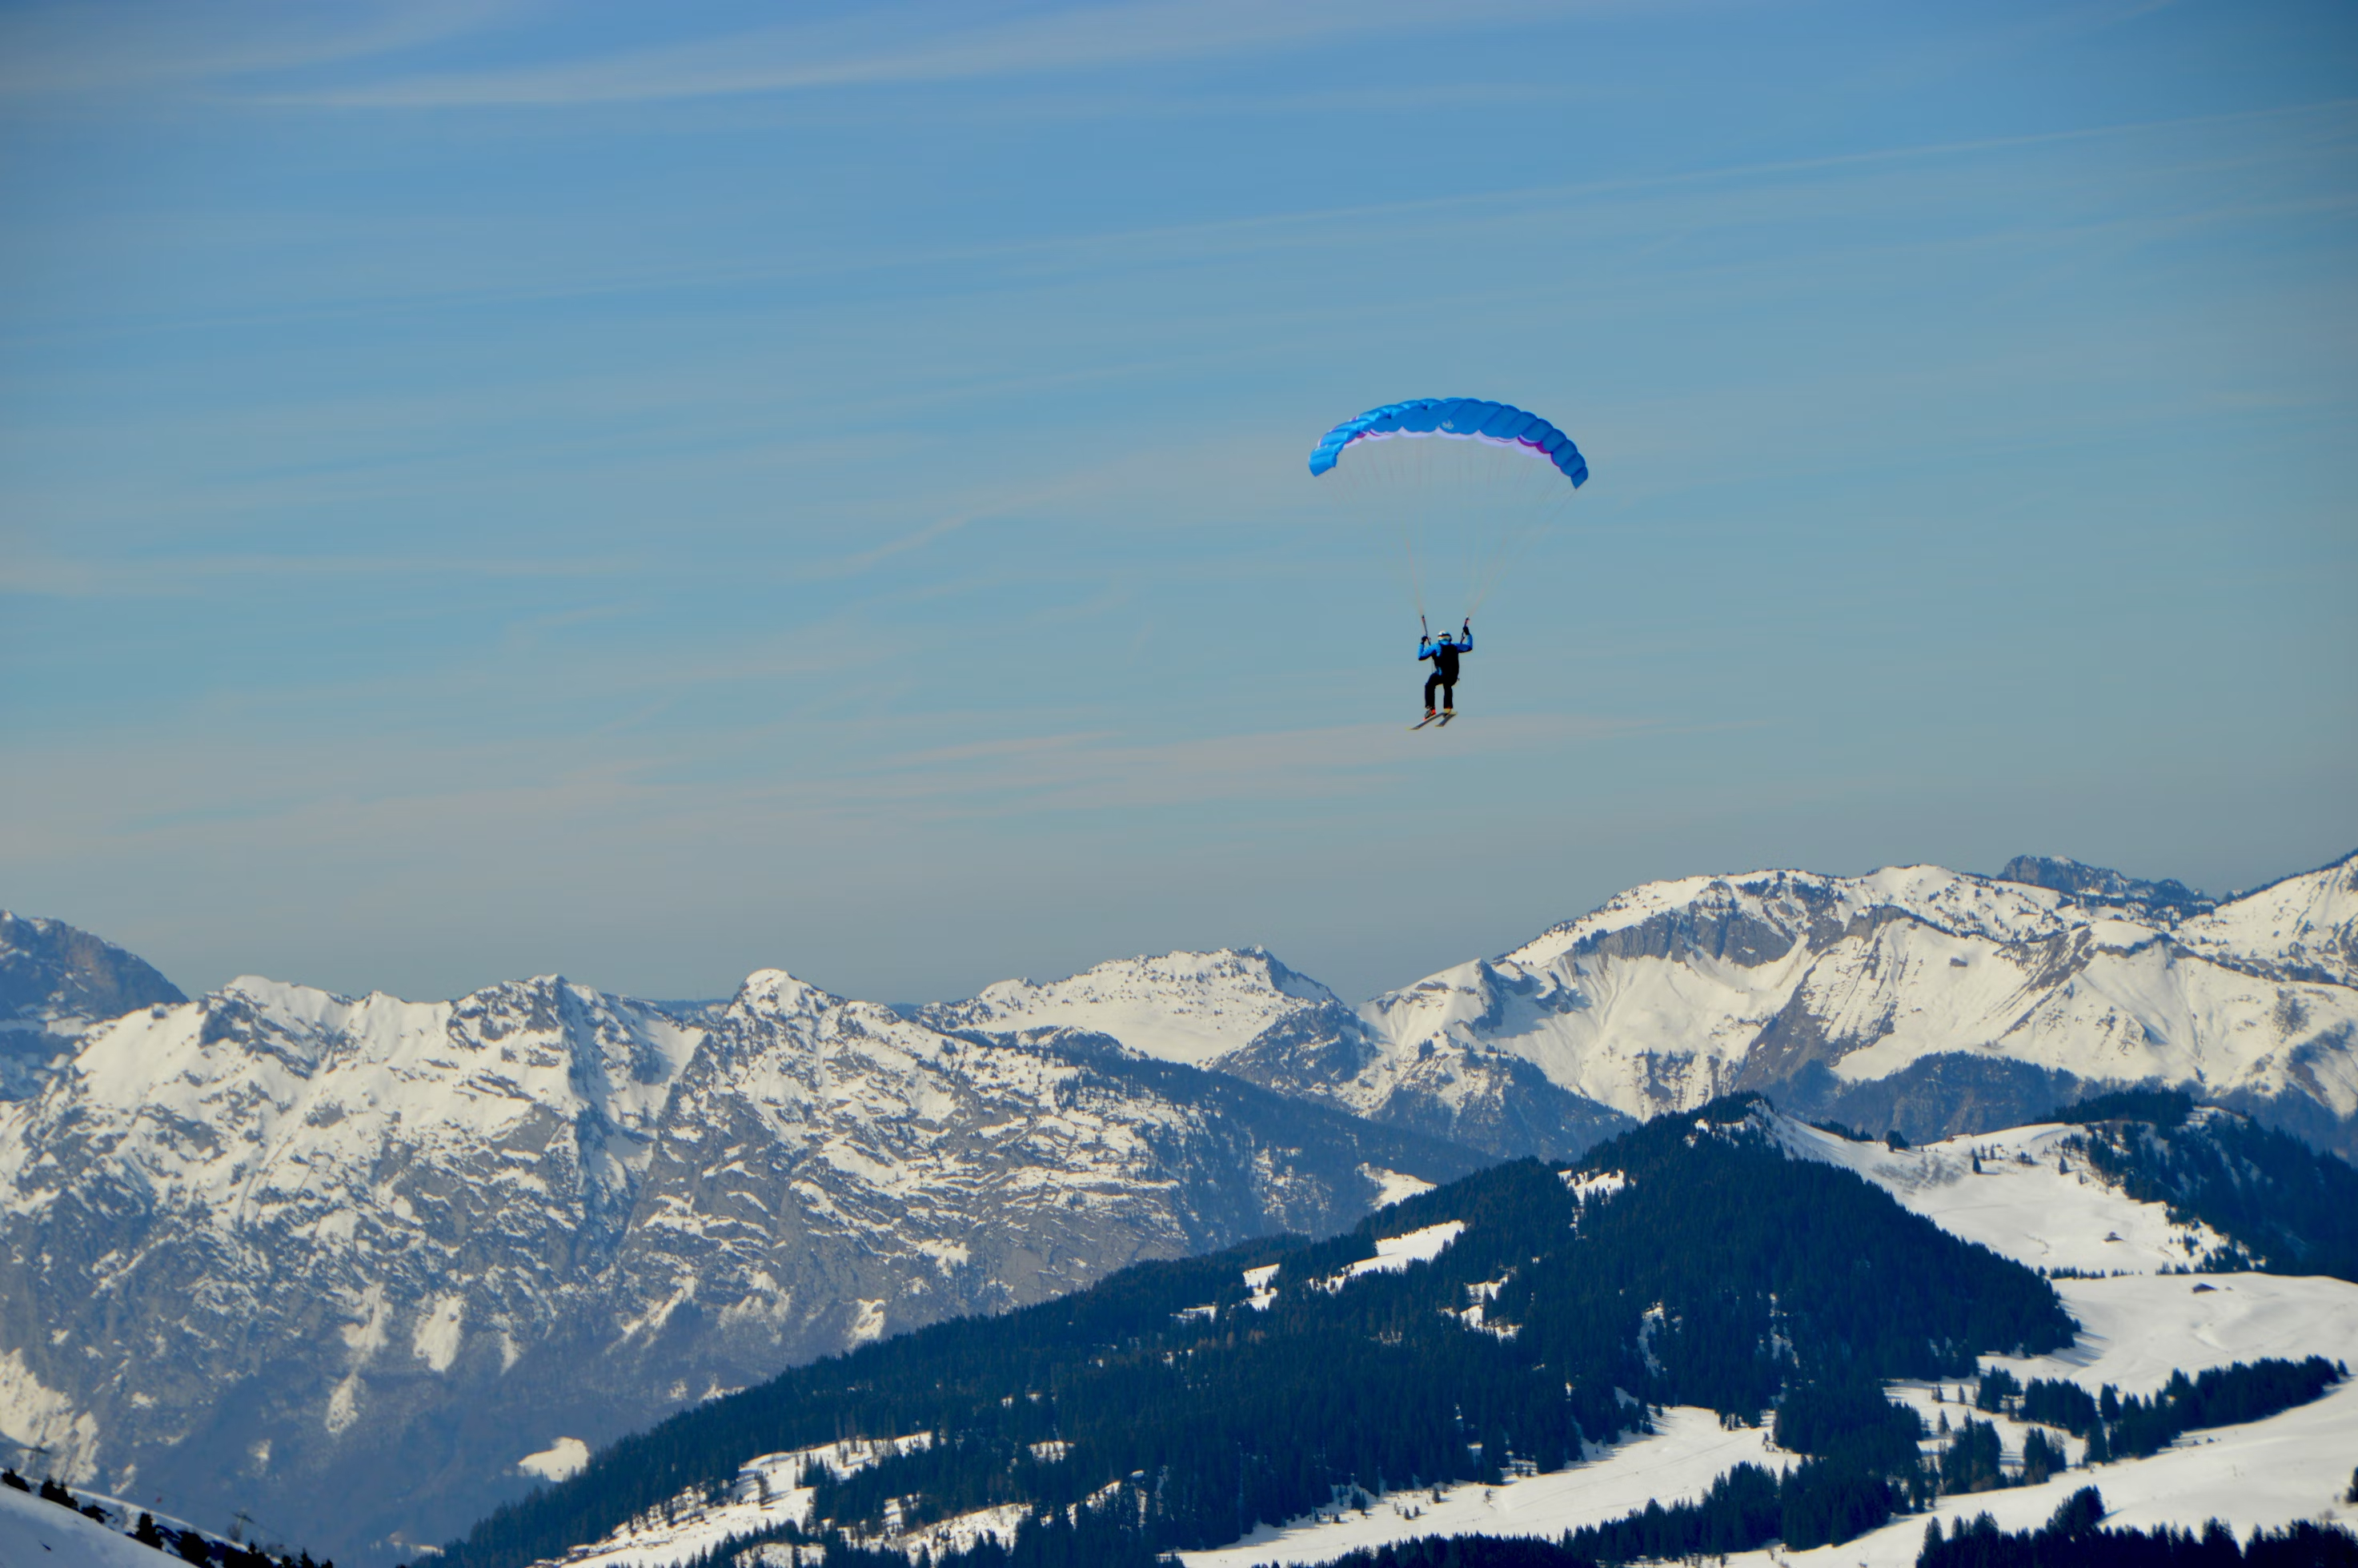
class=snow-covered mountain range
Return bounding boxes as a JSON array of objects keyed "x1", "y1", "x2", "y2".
[
  {"x1": 917, "y1": 949, "x2": 1630, "y2": 1167},
  {"x1": 928, "y1": 852, "x2": 2358, "y2": 1161},
  {"x1": 1353, "y1": 853, "x2": 2358, "y2": 1156},
  {"x1": 0, "y1": 962, "x2": 1476, "y2": 1562},
  {"x1": 0, "y1": 846, "x2": 2351, "y2": 1565}
]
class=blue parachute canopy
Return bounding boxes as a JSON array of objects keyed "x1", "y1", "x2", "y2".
[{"x1": 1308, "y1": 397, "x2": 1587, "y2": 487}]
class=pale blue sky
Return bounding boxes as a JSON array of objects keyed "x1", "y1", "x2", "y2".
[{"x1": 2, "y1": 0, "x2": 2353, "y2": 1005}]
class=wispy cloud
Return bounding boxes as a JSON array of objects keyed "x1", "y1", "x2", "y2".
[
  {"x1": 0, "y1": 550, "x2": 641, "y2": 600},
  {"x1": 0, "y1": 1, "x2": 517, "y2": 101},
  {"x1": 279, "y1": 0, "x2": 1590, "y2": 109}
]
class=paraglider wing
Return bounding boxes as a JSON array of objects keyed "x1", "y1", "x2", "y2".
[
  {"x1": 1306, "y1": 395, "x2": 1590, "y2": 621},
  {"x1": 1307, "y1": 397, "x2": 1587, "y2": 487}
]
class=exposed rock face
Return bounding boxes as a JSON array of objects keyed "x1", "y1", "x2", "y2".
[
  {"x1": 1995, "y1": 854, "x2": 2216, "y2": 924},
  {"x1": 0, "y1": 912, "x2": 185, "y2": 1098},
  {"x1": 0, "y1": 968, "x2": 1479, "y2": 1564}
]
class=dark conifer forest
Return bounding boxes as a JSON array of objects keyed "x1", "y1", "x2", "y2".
[{"x1": 2051, "y1": 1093, "x2": 2358, "y2": 1279}]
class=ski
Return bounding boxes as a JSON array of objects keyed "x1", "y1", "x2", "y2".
[
  {"x1": 1436, "y1": 712, "x2": 1455, "y2": 727},
  {"x1": 1410, "y1": 714, "x2": 1439, "y2": 730}
]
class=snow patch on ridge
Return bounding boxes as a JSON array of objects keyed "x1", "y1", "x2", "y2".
[
  {"x1": 1562, "y1": 1169, "x2": 1626, "y2": 1202},
  {"x1": 1313, "y1": 1221, "x2": 1465, "y2": 1293},
  {"x1": 519, "y1": 1437, "x2": 590, "y2": 1482},
  {"x1": 1360, "y1": 1165, "x2": 1435, "y2": 1208},
  {"x1": 551, "y1": 1434, "x2": 935, "y2": 1568}
]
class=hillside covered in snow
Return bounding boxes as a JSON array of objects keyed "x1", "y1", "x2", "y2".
[{"x1": 428, "y1": 1095, "x2": 2358, "y2": 1568}]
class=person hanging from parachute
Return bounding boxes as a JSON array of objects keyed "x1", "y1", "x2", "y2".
[
  {"x1": 1418, "y1": 616, "x2": 1471, "y2": 724},
  {"x1": 1305, "y1": 396, "x2": 1586, "y2": 731}
]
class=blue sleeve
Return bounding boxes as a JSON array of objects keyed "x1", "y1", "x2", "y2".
[
  {"x1": 1459, "y1": 629, "x2": 1472, "y2": 652},
  {"x1": 1417, "y1": 640, "x2": 1433, "y2": 661}
]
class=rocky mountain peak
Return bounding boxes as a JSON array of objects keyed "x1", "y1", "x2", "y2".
[
  {"x1": 731, "y1": 967, "x2": 841, "y2": 1020},
  {"x1": 0, "y1": 912, "x2": 186, "y2": 1099},
  {"x1": 1995, "y1": 853, "x2": 2216, "y2": 924}
]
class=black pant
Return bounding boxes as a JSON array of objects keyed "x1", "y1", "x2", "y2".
[{"x1": 1425, "y1": 672, "x2": 1454, "y2": 709}]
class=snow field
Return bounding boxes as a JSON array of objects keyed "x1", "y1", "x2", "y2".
[
  {"x1": 2176, "y1": 856, "x2": 2358, "y2": 985},
  {"x1": 1776, "y1": 1117, "x2": 2231, "y2": 1275},
  {"x1": 1730, "y1": 1343, "x2": 2358, "y2": 1567},
  {"x1": 1180, "y1": 1408, "x2": 1795, "y2": 1568},
  {"x1": 0, "y1": 1482, "x2": 166, "y2": 1568}
]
